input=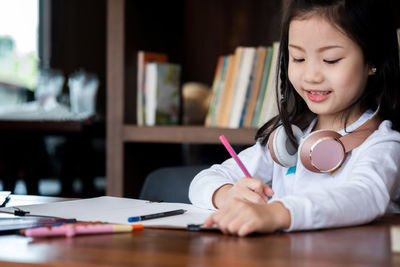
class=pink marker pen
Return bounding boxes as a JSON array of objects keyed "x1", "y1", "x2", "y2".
[
  {"x1": 23, "y1": 223, "x2": 143, "y2": 237},
  {"x1": 219, "y1": 135, "x2": 252, "y2": 178}
]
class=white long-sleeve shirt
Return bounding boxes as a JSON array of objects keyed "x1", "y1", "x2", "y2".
[{"x1": 189, "y1": 110, "x2": 400, "y2": 231}]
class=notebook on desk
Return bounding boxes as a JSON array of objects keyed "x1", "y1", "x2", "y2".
[
  {"x1": 0, "y1": 215, "x2": 76, "y2": 233},
  {"x1": 0, "y1": 196, "x2": 214, "y2": 229}
]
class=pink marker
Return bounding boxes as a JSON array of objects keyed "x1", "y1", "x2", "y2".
[
  {"x1": 219, "y1": 135, "x2": 251, "y2": 178},
  {"x1": 23, "y1": 223, "x2": 144, "y2": 237}
]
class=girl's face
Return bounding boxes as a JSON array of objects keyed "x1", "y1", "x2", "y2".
[{"x1": 288, "y1": 14, "x2": 372, "y2": 124}]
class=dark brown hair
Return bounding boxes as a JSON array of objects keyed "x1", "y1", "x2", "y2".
[{"x1": 256, "y1": 0, "x2": 400, "y2": 147}]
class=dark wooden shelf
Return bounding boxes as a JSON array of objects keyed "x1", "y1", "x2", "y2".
[
  {"x1": 123, "y1": 125, "x2": 257, "y2": 145},
  {"x1": 0, "y1": 120, "x2": 91, "y2": 133}
]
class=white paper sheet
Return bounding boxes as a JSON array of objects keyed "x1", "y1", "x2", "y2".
[{"x1": 0, "y1": 196, "x2": 214, "y2": 228}]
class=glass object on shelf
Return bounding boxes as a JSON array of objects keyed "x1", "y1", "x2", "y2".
[{"x1": 68, "y1": 69, "x2": 99, "y2": 117}]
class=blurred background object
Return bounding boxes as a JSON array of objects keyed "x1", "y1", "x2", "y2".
[
  {"x1": 182, "y1": 82, "x2": 211, "y2": 125},
  {"x1": 0, "y1": 0, "x2": 106, "y2": 197},
  {"x1": 68, "y1": 69, "x2": 99, "y2": 117}
]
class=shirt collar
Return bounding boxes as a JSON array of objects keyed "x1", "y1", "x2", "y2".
[{"x1": 303, "y1": 109, "x2": 375, "y2": 136}]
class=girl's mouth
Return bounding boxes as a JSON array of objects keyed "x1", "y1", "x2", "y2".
[{"x1": 306, "y1": 90, "x2": 331, "y2": 102}]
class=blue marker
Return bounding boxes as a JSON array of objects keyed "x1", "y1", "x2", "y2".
[{"x1": 127, "y1": 209, "x2": 186, "y2": 223}]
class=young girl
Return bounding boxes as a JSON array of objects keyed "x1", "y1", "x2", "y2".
[{"x1": 189, "y1": 0, "x2": 400, "y2": 236}]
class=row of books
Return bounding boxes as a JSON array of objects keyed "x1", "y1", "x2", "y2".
[
  {"x1": 205, "y1": 42, "x2": 280, "y2": 129},
  {"x1": 136, "y1": 51, "x2": 181, "y2": 126}
]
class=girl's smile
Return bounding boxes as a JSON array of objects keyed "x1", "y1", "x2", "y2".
[{"x1": 305, "y1": 89, "x2": 332, "y2": 102}]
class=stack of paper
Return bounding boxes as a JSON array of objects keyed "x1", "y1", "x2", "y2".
[{"x1": 0, "y1": 196, "x2": 214, "y2": 229}]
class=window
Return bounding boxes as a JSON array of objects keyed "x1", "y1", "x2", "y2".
[{"x1": 0, "y1": 0, "x2": 39, "y2": 90}]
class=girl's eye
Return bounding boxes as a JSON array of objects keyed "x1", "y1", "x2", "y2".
[
  {"x1": 324, "y1": 59, "x2": 341, "y2": 64},
  {"x1": 292, "y1": 57, "x2": 304, "y2": 63}
]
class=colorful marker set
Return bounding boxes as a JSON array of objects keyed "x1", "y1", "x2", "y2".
[
  {"x1": 20, "y1": 208, "x2": 188, "y2": 237},
  {"x1": 22, "y1": 222, "x2": 144, "y2": 237}
]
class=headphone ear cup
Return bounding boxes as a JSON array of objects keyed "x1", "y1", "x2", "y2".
[
  {"x1": 299, "y1": 130, "x2": 344, "y2": 172},
  {"x1": 268, "y1": 125, "x2": 303, "y2": 167}
]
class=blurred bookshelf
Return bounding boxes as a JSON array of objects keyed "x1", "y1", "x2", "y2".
[{"x1": 106, "y1": 0, "x2": 285, "y2": 197}]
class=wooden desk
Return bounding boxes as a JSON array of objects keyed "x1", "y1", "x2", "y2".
[{"x1": 0, "y1": 196, "x2": 399, "y2": 266}]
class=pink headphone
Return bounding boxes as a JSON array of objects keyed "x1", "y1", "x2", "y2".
[{"x1": 267, "y1": 116, "x2": 380, "y2": 172}]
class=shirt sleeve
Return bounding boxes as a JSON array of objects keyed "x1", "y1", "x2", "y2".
[
  {"x1": 188, "y1": 142, "x2": 274, "y2": 209},
  {"x1": 273, "y1": 138, "x2": 400, "y2": 231}
]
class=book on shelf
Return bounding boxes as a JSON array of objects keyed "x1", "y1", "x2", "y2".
[
  {"x1": 137, "y1": 51, "x2": 168, "y2": 126},
  {"x1": 229, "y1": 47, "x2": 257, "y2": 128},
  {"x1": 205, "y1": 56, "x2": 224, "y2": 127},
  {"x1": 257, "y1": 41, "x2": 280, "y2": 128},
  {"x1": 216, "y1": 46, "x2": 244, "y2": 128},
  {"x1": 240, "y1": 46, "x2": 267, "y2": 128},
  {"x1": 209, "y1": 55, "x2": 233, "y2": 127},
  {"x1": 205, "y1": 42, "x2": 279, "y2": 129},
  {"x1": 251, "y1": 46, "x2": 273, "y2": 128},
  {"x1": 144, "y1": 62, "x2": 181, "y2": 126}
]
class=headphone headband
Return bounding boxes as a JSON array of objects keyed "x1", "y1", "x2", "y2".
[{"x1": 339, "y1": 115, "x2": 380, "y2": 153}]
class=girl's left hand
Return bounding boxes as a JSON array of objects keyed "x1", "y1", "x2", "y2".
[{"x1": 204, "y1": 198, "x2": 290, "y2": 237}]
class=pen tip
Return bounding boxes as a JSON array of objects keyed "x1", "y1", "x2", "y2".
[{"x1": 128, "y1": 217, "x2": 140, "y2": 223}]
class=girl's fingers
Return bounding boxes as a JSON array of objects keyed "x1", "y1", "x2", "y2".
[
  {"x1": 263, "y1": 184, "x2": 274, "y2": 197},
  {"x1": 236, "y1": 178, "x2": 272, "y2": 203},
  {"x1": 204, "y1": 215, "x2": 213, "y2": 227},
  {"x1": 237, "y1": 221, "x2": 255, "y2": 237},
  {"x1": 242, "y1": 190, "x2": 268, "y2": 204},
  {"x1": 217, "y1": 202, "x2": 239, "y2": 227},
  {"x1": 212, "y1": 204, "x2": 259, "y2": 236},
  {"x1": 207, "y1": 199, "x2": 279, "y2": 236},
  {"x1": 206, "y1": 200, "x2": 241, "y2": 233},
  {"x1": 243, "y1": 178, "x2": 264, "y2": 193}
]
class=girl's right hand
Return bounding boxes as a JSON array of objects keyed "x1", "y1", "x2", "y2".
[{"x1": 212, "y1": 177, "x2": 274, "y2": 209}]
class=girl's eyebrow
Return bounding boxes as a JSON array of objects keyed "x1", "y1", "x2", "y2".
[
  {"x1": 288, "y1": 44, "x2": 344, "y2": 52},
  {"x1": 288, "y1": 44, "x2": 305, "y2": 51}
]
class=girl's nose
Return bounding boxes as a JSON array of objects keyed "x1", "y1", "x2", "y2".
[{"x1": 303, "y1": 62, "x2": 324, "y2": 84}]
